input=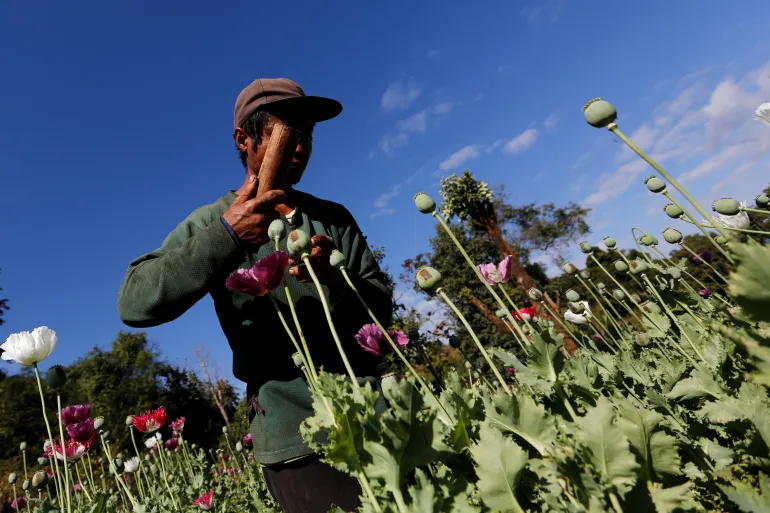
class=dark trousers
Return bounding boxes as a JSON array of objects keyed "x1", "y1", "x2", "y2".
[{"x1": 262, "y1": 455, "x2": 362, "y2": 513}]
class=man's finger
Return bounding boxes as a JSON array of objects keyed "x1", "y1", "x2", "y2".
[
  {"x1": 311, "y1": 234, "x2": 335, "y2": 248},
  {"x1": 244, "y1": 190, "x2": 288, "y2": 212},
  {"x1": 234, "y1": 173, "x2": 259, "y2": 203}
]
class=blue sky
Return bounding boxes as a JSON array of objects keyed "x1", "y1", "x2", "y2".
[{"x1": 2, "y1": 1, "x2": 770, "y2": 390}]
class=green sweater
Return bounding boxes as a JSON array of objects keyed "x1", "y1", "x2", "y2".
[{"x1": 117, "y1": 189, "x2": 393, "y2": 465}]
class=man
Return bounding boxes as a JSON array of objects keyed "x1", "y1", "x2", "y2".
[{"x1": 117, "y1": 78, "x2": 393, "y2": 513}]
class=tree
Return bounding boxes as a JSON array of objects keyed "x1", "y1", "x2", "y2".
[{"x1": 0, "y1": 267, "x2": 9, "y2": 327}]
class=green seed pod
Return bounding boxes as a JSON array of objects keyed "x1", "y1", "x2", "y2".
[
  {"x1": 37, "y1": 457, "x2": 47, "y2": 465},
  {"x1": 630, "y1": 294, "x2": 641, "y2": 304},
  {"x1": 22, "y1": 479, "x2": 30, "y2": 491},
  {"x1": 612, "y1": 289, "x2": 625, "y2": 300},
  {"x1": 449, "y1": 335, "x2": 462, "y2": 349},
  {"x1": 645, "y1": 176, "x2": 666, "y2": 193},
  {"x1": 629, "y1": 259, "x2": 649, "y2": 274},
  {"x1": 583, "y1": 98, "x2": 618, "y2": 128},
  {"x1": 236, "y1": 442, "x2": 243, "y2": 452},
  {"x1": 756, "y1": 194, "x2": 770, "y2": 208},
  {"x1": 222, "y1": 426, "x2": 228, "y2": 434},
  {"x1": 666, "y1": 266, "x2": 682, "y2": 279},
  {"x1": 614, "y1": 260, "x2": 629, "y2": 272},
  {"x1": 495, "y1": 308, "x2": 507, "y2": 319},
  {"x1": 416, "y1": 267, "x2": 443, "y2": 293},
  {"x1": 641, "y1": 301, "x2": 662, "y2": 314},
  {"x1": 268, "y1": 219, "x2": 285, "y2": 241},
  {"x1": 596, "y1": 281, "x2": 606, "y2": 291},
  {"x1": 527, "y1": 288, "x2": 543, "y2": 301},
  {"x1": 565, "y1": 289, "x2": 580, "y2": 302},
  {"x1": 287, "y1": 229, "x2": 313, "y2": 259},
  {"x1": 712, "y1": 198, "x2": 741, "y2": 216},
  {"x1": 113, "y1": 459, "x2": 124, "y2": 474},
  {"x1": 9, "y1": 473, "x2": 17, "y2": 484},
  {"x1": 568, "y1": 301, "x2": 585, "y2": 314},
  {"x1": 413, "y1": 192, "x2": 436, "y2": 214},
  {"x1": 563, "y1": 262, "x2": 578, "y2": 275},
  {"x1": 635, "y1": 333, "x2": 649, "y2": 346},
  {"x1": 32, "y1": 471, "x2": 47, "y2": 488},
  {"x1": 639, "y1": 234, "x2": 655, "y2": 246},
  {"x1": 579, "y1": 270, "x2": 591, "y2": 280},
  {"x1": 664, "y1": 203, "x2": 684, "y2": 218},
  {"x1": 144, "y1": 455, "x2": 151, "y2": 462},
  {"x1": 603, "y1": 236, "x2": 617, "y2": 249},
  {"x1": 579, "y1": 241, "x2": 593, "y2": 254},
  {"x1": 292, "y1": 352, "x2": 304, "y2": 368},
  {"x1": 94, "y1": 417, "x2": 105, "y2": 430},
  {"x1": 662, "y1": 227, "x2": 683, "y2": 244},
  {"x1": 464, "y1": 361, "x2": 473, "y2": 370},
  {"x1": 329, "y1": 249, "x2": 345, "y2": 269},
  {"x1": 716, "y1": 235, "x2": 728, "y2": 244},
  {"x1": 125, "y1": 416, "x2": 134, "y2": 427},
  {"x1": 19, "y1": 442, "x2": 26, "y2": 452},
  {"x1": 45, "y1": 365, "x2": 67, "y2": 390}
]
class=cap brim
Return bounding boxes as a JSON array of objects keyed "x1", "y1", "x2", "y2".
[{"x1": 263, "y1": 96, "x2": 343, "y2": 123}]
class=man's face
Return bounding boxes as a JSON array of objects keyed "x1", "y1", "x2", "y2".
[{"x1": 236, "y1": 109, "x2": 315, "y2": 189}]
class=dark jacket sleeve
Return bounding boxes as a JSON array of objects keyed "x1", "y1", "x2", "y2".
[{"x1": 117, "y1": 212, "x2": 243, "y2": 328}]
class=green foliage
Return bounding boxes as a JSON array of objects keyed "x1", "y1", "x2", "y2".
[
  {"x1": 728, "y1": 241, "x2": 770, "y2": 323},
  {"x1": 0, "y1": 267, "x2": 8, "y2": 327}
]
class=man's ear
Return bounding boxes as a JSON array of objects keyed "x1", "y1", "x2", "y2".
[{"x1": 233, "y1": 127, "x2": 250, "y2": 153}]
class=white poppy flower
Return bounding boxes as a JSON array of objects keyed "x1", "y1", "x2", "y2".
[
  {"x1": 124, "y1": 457, "x2": 140, "y2": 473},
  {"x1": 1, "y1": 327, "x2": 58, "y2": 366},
  {"x1": 144, "y1": 437, "x2": 157, "y2": 449},
  {"x1": 752, "y1": 103, "x2": 770, "y2": 125},
  {"x1": 564, "y1": 301, "x2": 592, "y2": 325},
  {"x1": 705, "y1": 205, "x2": 750, "y2": 231}
]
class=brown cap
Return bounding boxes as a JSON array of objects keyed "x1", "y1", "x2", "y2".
[{"x1": 233, "y1": 78, "x2": 343, "y2": 129}]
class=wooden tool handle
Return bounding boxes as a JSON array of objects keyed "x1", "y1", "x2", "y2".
[{"x1": 257, "y1": 124, "x2": 302, "y2": 196}]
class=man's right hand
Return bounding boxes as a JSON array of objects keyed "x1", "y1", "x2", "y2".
[{"x1": 222, "y1": 174, "x2": 287, "y2": 249}]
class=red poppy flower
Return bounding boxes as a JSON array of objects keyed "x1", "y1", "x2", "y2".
[
  {"x1": 512, "y1": 306, "x2": 536, "y2": 321},
  {"x1": 193, "y1": 490, "x2": 215, "y2": 510},
  {"x1": 225, "y1": 252, "x2": 290, "y2": 297},
  {"x1": 45, "y1": 439, "x2": 88, "y2": 461},
  {"x1": 131, "y1": 407, "x2": 168, "y2": 433}
]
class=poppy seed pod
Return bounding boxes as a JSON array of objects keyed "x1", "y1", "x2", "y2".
[
  {"x1": 329, "y1": 249, "x2": 345, "y2": 269},
  {"x1": 413, "y1": 192, "x2": 436, "y2": 214},
  {"x1": 645, "y1": 176, "x2": 666, "y2": 193},
  {"x1": 612, "y1": 289, "x2": 625, "y2": 300},
  {"x1": 630, "y1": 294, "x2": 641, "y2": 304},
  {"x1": 287, "y1": 230, "x2": 313, "y2": 259},
  {"x1": 37, "y1": 458, "x2": 47, "y2": 465},
  {"x1": 629, "y1": 259, "x2": 649, "y2": 274},
  {"x1": 222, "y1": 426, "x2": 228, "y2": 434},
  {"x1": 579, "y1": 241, "x2": 593, "y2": 254},
  {"x1": 102, "y1": 430, "x2": 110, "y2": 439},
  {"x1": 579, "y1": 270, "x2": 591, "y2": 280},
  {"x1": 449, "y1": 335, "x2": 462, "y2": 349},
  {"x1": 125, "y1": 416, "x2": 133, "y2": 427},
  {"x1": 563, "y1": 262, "x2": 578, "y2": 275},
  {"x1": 712, "y1": 198, "x2": 741, "y2": 216},
  {"x1": 583, "y1": 98, "x2": 618, "y2": 128},
  {"x1": 235, "y1": 442, "x2": 243, "y2": 452},
  {"x1": 568, "y1": 301, "x2": 585, "y2": 314},
  {"x1": 94, "y1": 417, "x2": 104, "y2": 430},
  {"x1": 666, "y1": 266, "x2": 682, "y2": 279},
  {"x1": 664, "y1": 204, "x2": 684, "y2": 218},
  {"x1": 756, "y1": 194, "x2": 770, "y2": 208},
  {"x1": 32, "y1": 471, "x2": 47, "y2": 488},
  {"x1": 614, "y1": 260, "x2": 629, "y2": 272},
  {"x1": 565, "y1": 289, "x2": 580, "y2": 302},
  {"x1": 19, "y1": 442, "x2": 26, "y2": 452},
  {"x1": 641, "y1": 301, "x2": 662, "y2": 314},
  {"x1": 662, "y1": 227, "x2": 682, "y2": 244},
  {"x1": 268, "y1": 219, "x2": 285, "y2": 241},
  {"x1": 416, "y1": 267, "x2": 443, "y2": 293},
  {"x1": 639, "y1": 234, "x2": 655, "y2": 246},
  {"x1": 464, "y1": 361, "x2": 473, "y2": 370},
  {"x1": 22, "y1": 479, "x2": 30, "y2": 491},
  {"x1": 495, "y1": 308, "x2": 507, "y2": 319},
  {"x1": 8, "y1": 473, "x2": 17, "y2": 484},
  {"x1": 292, "y1": 352, "x2": 304, "y2": 368},
  {"x1": 603, "y1": 236, "x2": 616, "y2": 249},
  {"x1": 46, "y1": 365, "x2": 67, "y2": 390},
  {"x1": 527, "y1": 288, "x2": 543, "y2": 301},
  {"x1": 596, "y1": 282, "x2": 606, "y2": 290},
  {"x1": 635, "y1": 333, "x2": 649, "y2": 346},
  {"x1": 716, "y1": 235, "x2": 728, "y2": 245}
]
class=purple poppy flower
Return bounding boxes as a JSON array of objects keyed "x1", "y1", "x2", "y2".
[
  {"x1": 59, "y1": 404, "x2": 90, "y2": 426},
  {"x1": 66, "y1": 418, "x2": 96, "y2": 443}
]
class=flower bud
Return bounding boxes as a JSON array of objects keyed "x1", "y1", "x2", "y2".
[
  {"x1": 413, "y1": 192, "x2": 436, "y2": 214},
  {"x1": 716, "y1": 235, "x2": 728, "y2": 244},
  {"x1": 568, "y1": 301, "x2": 585, "y2": 314},
  {"x1": 268, "y1": 219, "x2": 285, "y2": 241},
  {"x1": 563, "y1": 262, "x2": 578, "y2": 275},
  {"x1": 583, "y1": 98, "x2": 618, "y2": 128},
  {"x1": 527, "y1": 288, "x2": 543, "y2": 301},
  {"x1": 596, "y1": 281, "x2": 606, "y2": 290},
  {"x1": 629, "y1": 259, "x2": 649, "y2": 274},
  {"x1": 579, "y1": 270, "x2": 591, "y2": 280},
  {"x1": 495, "y1": 308, "x2": 507, "y2": 319},
  {"x1": 664, "y1": 203, "x2": 684, "y2": 218},
  {"x1": 94, "y1": 417, "x2": 104, "y2": 430},
  {"x1": 756, "y1": 194, "x2": 770, "y2": 208},
  {"x1": 222, "y1": 426, "x2": 228, "y2": 434},
  {"x1": 448, "y1": 335, "x2": 462, "y2": 349},
  {"x1": 641, "y1": 301, "x2": 662, "y2": 314},
  {"x1": 603, "y1": 236, "x2": 616, "y2": 249},
  {"x1": 698, "y1": 288, "x2": 711, "y2": 298},
  {"x1": 565, "y1": 289, "x2": 580, "y2": 302},
  {"x1": 614, "y1": 260, "x2": 629, "y2": 272},
  {"x1": 645, "y1": 176, "x2": 666, "y2": 193},
  {"x1": 329, "y1": 249, "x2": 345, "y2": 269},
  {"x1": 32, "y1": 471, "x2": 47, "y2": 488},
  {"x1": 9, "y1": 473, "x2": 17, "y2": 484},
  {"x1": 416, "y1": 267, "x2": 443, "y2": 293},
  {"x1": 579, "y1": 241, "x2": 593, "y2": 254},
  {"x1": 292, "y1": 352, "x2": 304, "y2": 368},
  {"x1": 126, "y1": 416, "x2": 133, "y2": 427},
  {"x1": 236, "y1": 442, "x2": 243, "y2": 452},
  {"x1": 666, "y1": 266, "x2": 682, "y2": 279},
  {"x1": 45, "y1": 365, "x2": 67, "y2": 390},
  {"x1": 19, "y1": 442, "x2": 26, "y2": 452},
  {"x1": 630, "y1": 294, "x2": 641, "y2": 304},
  {"x1": 464, "y1": 361, "x2": 473, "y2": 370},
  {"x1": 22, "y1": 479, "x2": 30, "y2": 491},
  {"x1": 712, "y1": 198, "x2": 741, "y2": 216},
  {"x1": 612, "y1": 289, "x2": 625, "y2": 300},
  {"x1": 662, "y1": 227, "x2": 682, "y2": 244},
  {"x1": 287, "y1": 229, "x2": 313, "y2": 259},
  {"x1": 638, "y1": 234, "x2": 655, "y2": 246},
  {"x1": 635, "y1": 333, "x2": 649, "y2": 346}
]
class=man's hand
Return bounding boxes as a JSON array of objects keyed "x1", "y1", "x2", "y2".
[
  {"x1": 289, "y1": 234, "x2": 344, "y2": 287},
  {"x1": 222, "y1": 174, "x2": 287, "y2": 249}
]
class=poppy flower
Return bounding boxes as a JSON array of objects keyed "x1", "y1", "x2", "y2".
[
  {"x1": 354, "y1": 324, "x2": 409, "y2": 357},
  {"x1": 59, "y1": 404, "x2": 91, "y2": 426},
  {"x1": 193, "y1": 490, "x2": 215, "y2": 510},
  {"x1": 124, "y1": 457, "x2": 140, "y2": 473},
  {"x1": 512, "y1": 306, "x2": 536, "y2": 321},
  {"x1": 132, "y1": 407, "x2": 168, "y2": 433},
  {"x1": 1, "y1": 326, "x2": 58, "y2": 366},
  {"x1": 477, "y1": 255, "x2": 513, "y2": 285},
  {"x1": 45, "y1": 439, "x2": 87, "y2": 461},
  {"x1": 225, "y1": 252, "x2": 291, "y2": 296},
  {"x1": 164, "y1": 438, "x2": 178, "y2": 450},
  {"x1": 242, "y1": 433, "x2": 253, "y2": 449},
  {"x1": 11, "y1": 497, "x2": 27, "y2": 510},
  {"x1": 170, "y1": 417, "x2": 185, "y2": 435},
  {"x1": 564, "y1": 301, "x2": 592, "y2": 325},
  {"x1": 698, "y1": 288, "x2": 711, "y2": 298},
  {"x1": 66, "y1": 418, "x2": 96, "y2": 444}
]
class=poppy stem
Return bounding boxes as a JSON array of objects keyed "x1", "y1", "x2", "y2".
[
  {"x1": 32, "y1": 364, "x2": 65, "y2": 508},
  {"x1": 56, "y1": 395, "x2": 73, "y2": 513},
  {"x1": 679, "y1": 243, "x2": 730, "y2": 283},
  {"x1": 268, "y1": 296, "x2": 316, "y2": 388},
  {"x1": 661, "y1": 191, "x2": 734, "y2": 263}
]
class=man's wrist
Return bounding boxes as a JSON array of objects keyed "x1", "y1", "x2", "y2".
[{"x1": 220, "y1": 216, "x2": 242, "y2": 247}]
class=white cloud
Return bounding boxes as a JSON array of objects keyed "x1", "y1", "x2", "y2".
[
  {"x1": 572, "y1": 151, "x2": 591, "y2": 171},
  {"x1": 427, "y1": 49, "x2": 440, "y2": 60},
  {"x1": 373, "y1": 184, "x2": 403, "y2": 209},
  {"x1": 582, "y1": 159, "x2": 648, "y2": 207},
  {"x1": 439, "y1": 145, "x2": 481, "y2": 171},
  {"x1": 369, "y1": 208, "x2": 395, "y2": 219},
  {"x1": 498, "y1": 64, "x2": 513, "y2": 74},
  {"x1": 503, "y1": 128, "x2": 539, "y2": 154},
  {"x1": 375, "y1": 102, "x2": 459, "y2": 157},
  {"x1": 380, "y1": 78, "x2": 422, "y2": 112},
  {"x1": 521, "y1": 1, "x2": 564, "y2": 24},
  {"x1": 543, "y1": 113, "x2": 559, "y2": 131}
]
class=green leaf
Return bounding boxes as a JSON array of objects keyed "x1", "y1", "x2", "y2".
[
  {"x1": 728, "y1": 241, "x2": 770, "y2": 323},
  {"x1": 699, "y1": 438, "x2": 733, "y2": 471},
  {"x1": 665, "y1": 368, "x2": 724, "y2": 402},
  {"x1": 643, "y1": 312, "x2": 672, "y2": 339},
  {"x1": 576, "y1": 396, "x2": 640, "y2": 497},
  {"x1": 482, "y1": 387, "x2": 556, "y2": 456},
  {"x1": 471, "y1": 422, "x2": 529, "y2": 513},
  {"x1": 617, "y1": 351, "x2": 653, "y2": 387},
  {"x1": 719, "y1": 472, "x2": 770, "y2": 513},
  {"x1": 616, "y1": 398, "x2": 681, "y2": 482},
  {"x1": 648, "y1": 482, "x2": 697, "y2": 512}
]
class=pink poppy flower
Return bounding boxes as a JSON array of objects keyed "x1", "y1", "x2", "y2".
[
  {"x1": 225, "y1": 252, "x2": 290, "y2": 297},
  {"x1": 73, "y1": 483, "x2": 82, "y2": 492},
  {"x1": 11, "y1": 497, "x2": 27, "y2": 510},
  {"x1": 193, "y1": 490, "x2": 215, "y2": 510},
  {"x1": 242, "y1": 433, "x2": 253, "y2": 449},
  {"x1": 512, "y1": 306, "x2": 536, "y2": 321},
  {"x1": 164, "y1": 438, "x2": 178, "y2": 450},
  {"x1": 698, "y1": 288, "x2": 711, "y2": 298},
  {"x1": 132, "y1": 407, "x2": 168, "y2": 433},
  {"x1": 507, "y1": 368, "x2": 516, "y2": 377},
  {"x1": 66, "y1": 418, "x2": 96, "y2": 444},
  {"x1": 170, "y1": 417, "x2": 185, "y2": 435},
  {"x1": 477, "y1": 256, "x2": 513, "y2": 285},
  {"x1": 45, "y1": 439, "x2": 87, "y2": 461},
  {"x1": 354, "y1": 324, "x2": 409, "y2": 357},
  {"x1": 59, "y1": 404, "x2": 90, "y2": 426}
]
